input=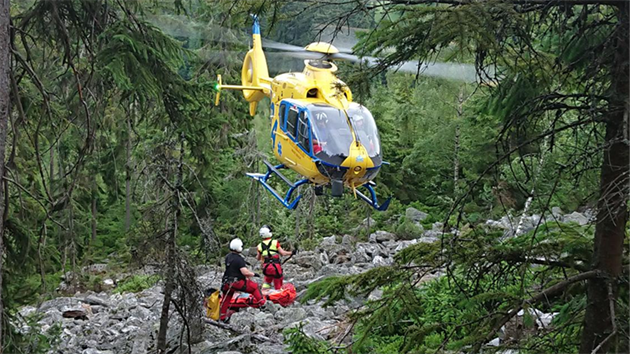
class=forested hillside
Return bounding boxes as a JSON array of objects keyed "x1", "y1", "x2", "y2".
[{"x1": 0, "y1": 1, "x2": 627, "y2": 353}]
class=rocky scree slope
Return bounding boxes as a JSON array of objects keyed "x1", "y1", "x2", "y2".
[{"x1": 18, "y1": 207, "x2": 590, "y2": 354}]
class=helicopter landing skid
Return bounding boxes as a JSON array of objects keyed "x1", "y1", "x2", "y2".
[
  {"x1": 355, "y1": 184, "x2": 391, "y2": 211},
  {"x1": 246, "y1": 162, "x2": 308, "y2": 210}
]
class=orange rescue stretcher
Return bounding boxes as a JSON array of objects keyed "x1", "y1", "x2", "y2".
[{"x1": 204, "y1": 283, "x2": 297, "y2": 320}]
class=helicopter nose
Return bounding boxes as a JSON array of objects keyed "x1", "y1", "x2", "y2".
[{"x1": 341, "y1": 143, "x2": 372, "y2": 181}]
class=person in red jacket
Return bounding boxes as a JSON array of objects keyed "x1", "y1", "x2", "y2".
[
  {"x1": 220, "y1": 238, "x2": 264, "y2": 320},
  {"x1": 256, "y1": 225, "x2": 293, "y2": 290}
]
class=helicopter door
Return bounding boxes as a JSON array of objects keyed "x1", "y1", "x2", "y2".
[
  {"x1": 296, "y1": 110, "x2": 311, "y2": 154},
  {"x1": 285, "y1": 105, "x2": 299, "y2": 138}
]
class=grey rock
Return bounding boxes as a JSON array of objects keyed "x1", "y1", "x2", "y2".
[
  {"x1": 102, "y1": 279, "x2": 115, "y2": 290},
  {"x1": 305, "y1": 305, "x2": 334, "y2": 320},
  {"x1": 131, "y1": 306, "x2": 152, "y2": 321},
  {"x1": 39, "y1": 297, "x2": 82, "y2": 312},
  {"x1": 253, "y1": 312, "x2": 275, "y2": 329},
  {"x1": 292, "y1": 252, "x2": 323, "y2": 270},
  {"x1": 368, "y1": 289, "x2": 383, "y2": 301},
  {"x1": 276, "y1": 307, "x2": 307, "y2": 323},
  {"x1": 288, "y1": 318, "x2": 338, "y2": 340},
  {"x1": 83, "y1": 263, "x2": 108, "y2": 274},
  {"x1": 393, "y1": 239, "x2": 418, "y2": 253},
  {"x1": 320, "y1": 235, "x2": 337, "y2": 246},
  {"x1": 82, "y1": 349, "x2": 114, "y2": 354},
  {"x1": 372, "y1": 256, "x2": 390, "y2": 267},
  {"x1": 333, "y1": 304, "x2": 350, "y2": 317},
  {"x1": 319, "y1": 251, "x2": 329, "y2": 264},
  {"x1": 191, "y1": 341, "x2": 214, "y2": 353},
  {"x1": 355, "y1": 243, "x2": 387, "y2": 258},
  {"x1": 369, "y1": 231, "x2": 397, "y2": 243},
  {"x1": 83, "y1": 295, "x2": 110, "y2": 307},
  {"x1": 406, "y1": 207, "x2": 428, "y2": 223},
  {"x1": 360, "y1": 217, "x2": 375, "y2": 228},
  {"x1": 551, "y1": 207, "x2": 564, "y2": 219},
  {"x1": 420, "y1": 230, "x2": 440, "y2": 243},
  {"x1": 341, "y1": 234, "x2": 355, "y2": 245},
  {"x1": 230, "y1": 309, "x2": 257, "y2": 329},
  {"x1": 514, "y1": 214, "x2": 542, "y2": 235},
  {"x1": 351, "y1": 246, "x2": 372, "y2": 264},
  {"x1": 432, "y1": 222, "x2": 444, "y2": 232},
  {"x1": 563, "y1": 211, "x2": 589, "y2": 226},
  {"x1": 262, "y1": 300, "x2": 279, "y2": 315},
  {"x1": 486, "y1": 215, "x2": 513, "y2": 230},
  {"x1": 245, "y1": 256, "x2": 259, "y2": 267},
  {"x1": 19, "y1": 306, "x2": 36, "y2": 318},
  {"x1": 217, "y1": 352, "x2": 243, "y2": 354},
  {"x1": 253, "y1": 344, "x2": 286, "y2": 354}
]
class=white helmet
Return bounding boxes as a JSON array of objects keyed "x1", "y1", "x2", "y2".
[
  {"x1": 229, "y1": 238, "x2": 243, "y2": 253},
  {"x1": 259, "y1": 226, "x2": 272, "y2": 238}
]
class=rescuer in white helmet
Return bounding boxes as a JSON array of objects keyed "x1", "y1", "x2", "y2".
[
  {"x1": 256, "y1": 225, "x2": 294, "y2": 290},
  {"x1": 220, "y1": 238, "x2": 264, "y2": 320}
]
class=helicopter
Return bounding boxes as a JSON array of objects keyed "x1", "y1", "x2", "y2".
[
  {"x1": 208, "y1": 14, "x2": 488, "y2": 211},
  {"x1": 213, "y1": 16, "x2": 393, "y2": 211}
]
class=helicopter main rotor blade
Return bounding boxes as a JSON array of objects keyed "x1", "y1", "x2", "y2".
[
  {"x1": 147, "y1": 14, "x2": 493, "y2": 83},
  {"x1": 275, "y1": 50, "x2": 481, "y2": 83}
]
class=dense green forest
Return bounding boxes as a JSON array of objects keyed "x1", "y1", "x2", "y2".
[{"x1": 0, "y1": 0, "x2": 627, "y2": 353}]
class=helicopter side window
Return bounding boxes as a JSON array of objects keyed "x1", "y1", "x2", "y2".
[
  {"x1": 286, "y1": 107, "x2": 299, "y2": 138},
  {"x1": 279, "y1": 103, "x2": 287, "y2": 126},
  {"x1": 297, "y1": 111, "x2": 311, "y2": 154}
]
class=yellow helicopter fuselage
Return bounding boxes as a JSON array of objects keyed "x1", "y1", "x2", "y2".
[
  {"x1": 215, "y1": 18, "x2": 388, "y2": 210},
  {"x1": 268, "y1": 63, "x2": 376, "y2": 188}
]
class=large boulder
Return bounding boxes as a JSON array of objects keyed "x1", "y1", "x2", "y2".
[
  {"x1": 393, "y1": 239, "x2": 418, "y2": 253},
  {"x1": 420, "y1": 230, "x2": 441, "y2": 243},
  {"x1": 287, "y1": 318, "x2": 338, "y2": 341},
  {"x1": 318, "y1": 243, "x2": 352, "y2": 265},
  {"x1": 405, "y1": 207, "x2": 428, "y2": 223},
  {"x1": 563, "y1": 211, "x2": 589, "y2": 226},
  {"x1": 83, "y1": 264, "x2": 108, "y2": 274},
  {"x1": 341, "y1": 234, "x2": 355, "y2": 245},
  {"x1": 551, "y1": 207, "x2": 564, "y2": 219},
  {"x1": 253, "y1": 344, "x2": 286, "y2": 354},
  {"x1": 372, "y1": 256, "x2": 391, "y2": 267},
  {"x1": 275, "y1": 306, "x2": 307, "y2": 323},
  {"x1": 354, "y1": 243, "x2": 387, "y2": 262},
  {"x1": 320, "y1": 235, "x2": 337, "y2": 247},
  {"x1": 252, "y1": 312, "x2": 275, "y2": 329},
  {"x1": 39, "y1": 297, "x2": 83, "y2": 312},
  {"x1": 292, "y1": 251, "x2": 323, "y2": 270},
  {"x1": 369, "y1": 231, "x2": 397, "y2": 243},
  {"x1": 304, "y1": 304, "x2": 334, "y2": 321},
  {"x1": 351, "y1": 246, "x2": 372, "y2": 264},
  {"x1": 82, "y1": 349, "x2": 114, "y2": 354}
]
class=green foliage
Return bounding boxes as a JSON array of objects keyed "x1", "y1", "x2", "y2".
[
  {"x1": 114, "y1": 275, "x2": 160, "y2": 294},
  {"x1": 283, "y1": 323, "x2": 331, "y2": 354},
  {"x1": 304, "y1": 222, "x2": 613, "y2": 353}
]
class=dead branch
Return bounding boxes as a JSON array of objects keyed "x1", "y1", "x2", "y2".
[
  {"x1": 590, "y1": 282, "x2": 617, "y2": 354},
  {"x1": 474, "y1": 270, "x2": 603, "y2": 352},
  {"x1": 203, "y1": 318, "x2": 281, "y2": 344}
]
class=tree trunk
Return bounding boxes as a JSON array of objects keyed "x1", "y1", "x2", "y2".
[
  {"x1": 91, "y1": 186, "x2": 97, "y2": 243},
  {"x1": 454, "y1": 88, "x2": 463, "y2": 196},
  {"x1": 125, "y1": 109, "x2": 132, "y2": 231},
  {"x1": 579, "y1": 4, "x2": 629, "y2": 353},
  {"x1": 157, "y1": 136, "x2": 184, "y2": 353},
  {"x1": 0, "y1": 0, "x2": 11, "y2": 348}
]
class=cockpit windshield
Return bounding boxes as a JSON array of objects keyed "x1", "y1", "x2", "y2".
[
  {"x1": 308, "y1": 103, "x2": 381, "y2": 161},
  {"x1": 348, "y1": 103, "x2": 380, "y2": 157},
  {"x1": 309, "y1": 104, "x2": 353, "y2": 158}
]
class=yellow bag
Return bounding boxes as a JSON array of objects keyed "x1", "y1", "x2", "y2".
[{"x1": 205, "y1": 290, "x2": 221, "y2": 320}]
